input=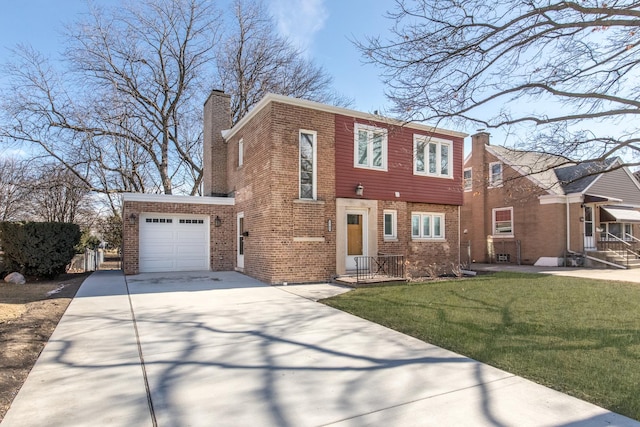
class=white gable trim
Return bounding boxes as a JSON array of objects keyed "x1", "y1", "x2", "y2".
[
  {"x1": 122, "y1": 193, "x2": 235, "y2": 205},
  {"x1": 485, "y1": 145, "x2": 558, "y2": 195},
  {"x1": 539, "y1": 194, "x2": 584, "y2": 204}
]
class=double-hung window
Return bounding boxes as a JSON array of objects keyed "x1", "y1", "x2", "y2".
[
  {"x1": 411, "y1": 212, "x2": 445, "y2": 240},
  {"x1": 463, "y1": 168, "x2": 472, "y2": 191},
  {"x1": 383, "y1": 210, "x2": 397, "y2": 240},
  {"x1": 489, "y1": 162, "x2": 503, "y2": 187},
  {"x1": 492, "y1": 207, "x2": 513, "y2": 237},
  {"x1": 414, "y1": 135, "x2": 452, "y2": 178},
  {"x1": 299, "y1": 130, "x2": 317, "y2": 200},
  {"x1": 354, "y1": 124, "x2": 387, "y2": 170}
]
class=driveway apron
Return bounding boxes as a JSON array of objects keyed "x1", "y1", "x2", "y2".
[{"x1": 3, "y1": 270, "x2": 639, "y2": 427}]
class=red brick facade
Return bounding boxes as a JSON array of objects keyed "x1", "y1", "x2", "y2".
[{"x1": 123, "y1": 93, "x2": 467, "y2": 283}]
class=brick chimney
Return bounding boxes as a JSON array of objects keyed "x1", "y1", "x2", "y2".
[
  {"x1": 203, "y1": 90, "x2": 231, "y2": 196},
  {"x1": 469, "y1": 131, "x2": 491, "y2": 261}
]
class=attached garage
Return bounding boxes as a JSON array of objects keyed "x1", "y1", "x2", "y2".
[
  {"x1": 139, "y1": 214, "x2": 210, "y2": 273},
  {"x1": 122, "y1": 193, "x2": 236, "y2": 275}
]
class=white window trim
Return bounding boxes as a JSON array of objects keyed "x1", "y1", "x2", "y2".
[
  {"x1": 411, "y1": 212, "x2": 445, "y2": 241},
  {"x1": 238, "y1": 138, "x2": 244, "y2": 167},
  {"x1": 489, "y1": 162, "x2": 503, "y2": 187},
  {"x1": 383, "y1": 209, "x2": 397, "y2": 241},
  {"x1": 354, "y1": 123, "x2": 388, "y2": 171},
  {"x1": 463, "y1": 167, "x2": 472, "y2": 192},
  {"x1": 299, "y1": 129, "x2": 317, "y2": 200},
  {"x1": 492, "y1": 207, "x2": 514, "y2": 238},
  {"x1": 413, "y1": 135, "x2": 453, "y2": 179}
]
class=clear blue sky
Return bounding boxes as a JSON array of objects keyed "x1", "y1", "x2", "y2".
[
  {"x1": 0, "y1": 0, "x2": 476, "y2": 153},
  {"x1": 0, "y1": 1, "x2": 398, "y2": 116}
]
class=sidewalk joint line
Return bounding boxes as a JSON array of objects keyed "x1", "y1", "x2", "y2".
[{"x1": 124, "y1": 276, "x2": 158, "y2": 427}]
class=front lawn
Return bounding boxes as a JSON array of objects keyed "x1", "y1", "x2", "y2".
[{"x1": 322, "y1": 272, "x2": 640, "y2": 420}]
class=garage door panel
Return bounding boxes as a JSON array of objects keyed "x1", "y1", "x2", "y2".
[
  {"x1": 174, "y1": 246, "x2": 208, "y2": 256},
  {"x1": 139, "y1": 215, "x2": 210, "y2": 273},
  {"x1": 175, "y1": 230, "x2": 207, "y2": 243}
]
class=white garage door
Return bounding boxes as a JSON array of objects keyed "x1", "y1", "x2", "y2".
[{"x1": 139, "y1": 214, "x2": 210, "y2": 273}]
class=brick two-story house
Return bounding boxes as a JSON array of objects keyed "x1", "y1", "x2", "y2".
[
  {"x1": 462, "y1": 132, "x2": 640, "y2": 268},
  {"x1": 123, "y1": 92, "x2": 467, "y2": 283}
]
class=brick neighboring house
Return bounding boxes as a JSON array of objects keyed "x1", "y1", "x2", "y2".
[
  {"x1": 122, "y1": 92, "x2": 467, "y2": 283},
  {"x1": 462, "y1": 132, "x2": 640, "y2": 268}
]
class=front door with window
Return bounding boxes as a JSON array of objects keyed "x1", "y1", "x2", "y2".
[
  {"x1": 237, "y1": 212, "x2": 245, "y2": 269},
  {"x1": 584, "y1": 206, "x2": 595, "y2": 249},
  {"x1": 346, "y1": 211, "x2": 367, "y2": 271}
]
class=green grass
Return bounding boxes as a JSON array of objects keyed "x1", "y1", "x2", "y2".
[{"x1": 322, "y1": 272, "x2": 640, "y2": 420}]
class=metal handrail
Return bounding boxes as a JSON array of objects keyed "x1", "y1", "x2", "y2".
[
  {"x1": 600, "y1": 231, "x2": 632, "y2": 247},
  {"x1": 354, "y1": 255, "x2": 405, "y2": 283},
  {"x1": 625, "y1": 233, "x2": 640, "y2": 244}
]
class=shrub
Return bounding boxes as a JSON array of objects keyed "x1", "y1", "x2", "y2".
[{"x1": 0, "y1": 222, "x2": 81, "y2": 279}]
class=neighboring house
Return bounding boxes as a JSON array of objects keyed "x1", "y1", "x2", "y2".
[
  {"x1": 462, "y1": 132, "x2": 640, "y2": 268},
  {"x1": 123, "y1": 92, "x2": 467, "y2": 283}
]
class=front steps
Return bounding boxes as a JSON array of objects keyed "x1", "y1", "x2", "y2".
[{"x1": 586, "y1": 250, "x2": 640, "y2": 269}]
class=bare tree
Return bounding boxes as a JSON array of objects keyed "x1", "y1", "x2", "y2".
[
  {"x1": 358, "y1": 0, "x2": 640, "y2": 164},
  {"x1": 0, "y1": 158, "x2": 31, "y2": 221},
  {"x1": 27, "y1": 164, "x2": 94, "y2": 225},
  {"x1": 218, "y1": 0, "x2": 351, "y2": 125},
  {"x1": 1, "y1": 0, "x2": 222, "y2": 196}
]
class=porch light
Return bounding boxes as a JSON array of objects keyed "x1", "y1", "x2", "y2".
[
  {"x1": 214, "y1": 216, "x2": 222, "y2": 227},
  {"x1": 355, "y1": 183, "x2": 364, "y2": 197},
  {"x1": 128, "y1": 213, "x2": 138, "y2": 224}
]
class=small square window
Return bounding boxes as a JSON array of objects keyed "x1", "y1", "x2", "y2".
[{"x1": 383, "y1": 210, "x2": 397, "y2": 240}]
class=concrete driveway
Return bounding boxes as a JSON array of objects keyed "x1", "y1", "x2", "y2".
[{"x1": 2, "y1": 270, "x2": 639, "y2": 427}]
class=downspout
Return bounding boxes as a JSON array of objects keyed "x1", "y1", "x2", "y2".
[
  {"x1": 458, "y1": 205, "x2": 461, "y2": 267},
  {"x1": 566, "y1": 198, "x2": 572, "y2": 253}
]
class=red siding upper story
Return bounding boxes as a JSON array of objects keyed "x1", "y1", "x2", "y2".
[{"x1": 335, "y1": 114, "x2": 464, "y2": 205}]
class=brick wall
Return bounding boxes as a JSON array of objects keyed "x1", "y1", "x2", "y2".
[
  {"x1": 378, "y1": 201, "x2": 459, "y2": 277},
  {"x1": 462, "y1": 134, "x2": 578, "y2": 264},
  {"x1": 226, "y1": 101, "x2": 337, "y2": 284},
  {"x1": 122, "y1": 200, "x2": 235, "y2": 275},
  {"x1": 203, "y1": 90, "x2": 231, "y2": 196}
]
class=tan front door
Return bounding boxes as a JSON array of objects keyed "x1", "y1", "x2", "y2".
[{"x1": 346, "y1": 212, "x2": 366, "y2": 270}]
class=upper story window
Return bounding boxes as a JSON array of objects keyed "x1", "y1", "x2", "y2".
[
  {"x1": 463, "y1": 168, "x2": 472, "y2": 191},
  {"x1": 492, "y1": 207, "x2": 513, "y2": 237},
  {"x1": 354, "y1": 123, "x2": 387, "y2": 171},
  {"x1": 414, "y1": 135, "x2": 452, "y2": 178},
  {"x1": 299, "y1": 130, "x2": 317, "y2": 200},
  {"x1": 238, "y1": 138, "x2": 244, "y2": 167},
  {"x1": 383, "y1": 210, "x2": 397, "y2": 240},
  {"x1": 411, "y1": 212, "x2": 445, "y2": 240},
  {"x1": 489, "y1": 162, "x2": 503, "y2": 187}
]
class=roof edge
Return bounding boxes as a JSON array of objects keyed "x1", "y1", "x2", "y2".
[
  {"x1": 122, "y1": 193, "x2": 235, "y2": 206},
  {"x1": 223, "y1": 93, "x2": 468, "y2": 141}
]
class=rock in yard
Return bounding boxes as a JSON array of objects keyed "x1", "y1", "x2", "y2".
[{"x1": 4, "y1": 272, "x2": 26, "y2": 285}]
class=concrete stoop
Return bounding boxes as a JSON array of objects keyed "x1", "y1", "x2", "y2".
[{"x1": 587, "y1": 250, "x2": 640, "y2": 269}]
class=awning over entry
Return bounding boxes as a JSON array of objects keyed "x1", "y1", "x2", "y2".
[
  {"x1": 600, "y1": 206, "x2": 640, "y2": 223},
  {"x1": 583, "y1": 194, "x2": 623, "y2": 204}
]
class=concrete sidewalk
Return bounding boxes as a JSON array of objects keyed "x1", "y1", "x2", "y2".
[
  {"x1": 471, "y1": 263, "x2": 640, "y2": 283},
  {"x1": 3, "y1": 270, "x2": 639, "y2": 427}
]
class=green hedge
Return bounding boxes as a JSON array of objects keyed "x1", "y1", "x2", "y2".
[{"x1": 0, "y1": 222, "x2": 81, "y2": 279}]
